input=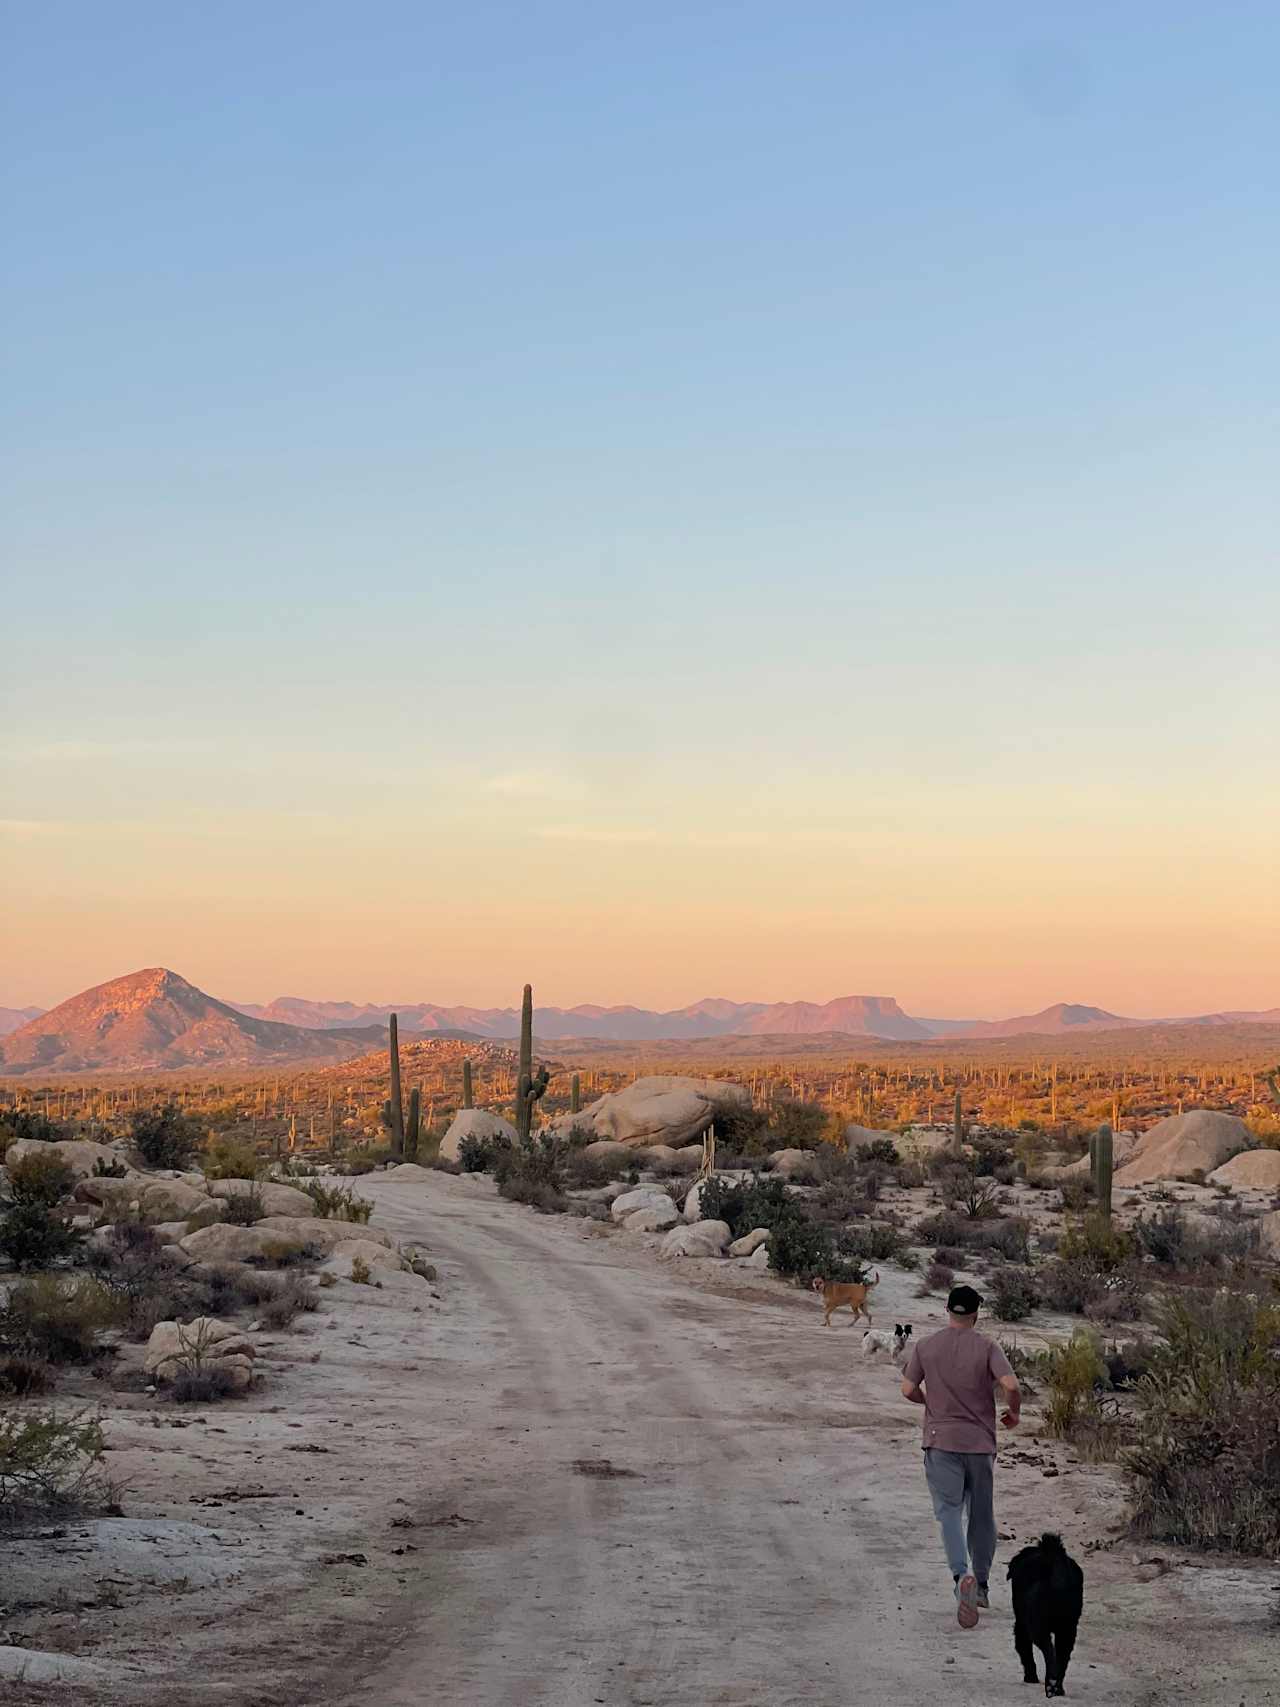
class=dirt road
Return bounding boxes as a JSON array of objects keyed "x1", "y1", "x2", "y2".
[{"x1": 326, "y1": 1175, "x2": 1278, "y2": 1707}]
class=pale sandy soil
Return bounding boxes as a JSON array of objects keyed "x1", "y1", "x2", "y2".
[{"x1": 5, "y1": 1170, "x2": 1278, "y2": 1707}]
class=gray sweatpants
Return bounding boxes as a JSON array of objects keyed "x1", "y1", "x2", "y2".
[{"x1": 923, "y1": 1449, "x2": 997, "y2": 1584}]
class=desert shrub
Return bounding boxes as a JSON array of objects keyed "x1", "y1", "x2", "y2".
[
  {"x1": 809, "y1": 1178, "x2": 874, "y2": 1225},
  {"x1": 1039, "y1": 1256, "x2": 1102, "y2": 1315},
  {"x1": 990, "y1": 1266, "x2": 1041, "y2": 1322},
  {"x1": 708, "y1": 1098, "x2": 772, "y2": 1155},
  {"x1": 257, "y1": 1275, "x2": 317, "y2": 1331},
  {"x1": 129, "y1": 1104, "x2": 200, "y2": 1170},
  {"x1": 769, "y1": 1214, "x2": 865, "y2": 1284},
  {"x1": 1043, "y1": 1330, "x2": 1109, "y2": 1438},
  {"x1": 1126, "y1": 1292, "x2": 1280, "y2": 1554},
  {"x1": 0, "y1": 1150, "x2": 83, "y2": 1269},
  {"x1": 931, "y1": 1245, "x2": 966, "y2": 1269},
  {"x1": 350, "y1": 1255, "x2": 372, "y2": 1285},
  {"x1": 1058, "y1": 1176, "x2": 1097, "y2": 1214},
  {"x1": 0, "y1": 1353, "x2": 56, "y2": 1395},
  {"x1": 1060, "y1": 1213, "x2": 1134, "y2": 1272},
  {"x1": 969, "y1": 1136, "x2": 1016, "y2": 1178},
  {"x1": 933, "y1": 1163, "x2": 1002, "y2": 1220},
  {"x1": 87, "y1": 1223, "x2": 204, "y2": 1340},
  {"x1": 698, "y1": 1174, "x2": 794, "y2": 1240},
  {"x1": 916, "y1": 1210, "x2": 1030, "y2": 1263},
  {"x1": 837, "y1": 1221, "x2": 908, "y2": 1264},
  {"x1": 202, "y1": 1137, "x2": 265, "y2": 1181},
  {"x1": 563, "y1": 1150, "x2": 632, "y2": 1189},
  {"x1": 2, "y1": 1275, "x2": 123, "y2": 1363},
  {"x1": 767, "y1": 1098, "x2": 829, "y2": 1150},
  {"x1": 1132, "y1": 1208, "x2": 1256, "y2": 1270},
  {"x1": 0, "y1": 1408, "x2": 107, "y2": 1512},
  {"x1": 299, "y1": 1180, "x2": 373, "y2": 1222},
  {"x1": 172, "y1": 1366, "x2": 239, "y2": 1403},
  {"x1": 220, "y1": 1186, "x2": 268, "y2": 1226},
  {"x1": 92, "y1": 1155, "x2": 129, "y2": 1178},
  {"x1": 894, "y1": 1156, "x2": 926, "y2": 1189},
  {"x1": 1082, "y1": 1270, "x2": 1148, "y2": 1325},
  {"x1": 852, "y1": 1137, "x2": 900, "y2": 1167},
  {"x1": 337, "y1": 1143, "x2": 392, "y2": 1176},
  {"x1": 1105, "y1": 1337, "x2": 1154, "y2": 1390},
  {"x1": 498, "y1": 1175, "x2": 568, "y2": 1213},
  {"x1": 457, "y1": 1130, "x2": 515, "y2": 1174},
  {"x1": 920, "y1": 1261, "x2": 955, "y2": 1294}
]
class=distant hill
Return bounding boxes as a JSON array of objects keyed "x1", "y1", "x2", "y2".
[
  {"x1": 943, "y1": 1003, "x2": 1148, "y2": 1040},
  {"x1": 729, "y1": 995, "x2": 930, "y2": 1040},
  {"x1": 0, "y1": 969, "x2": 388, "y2": 1074},
  {"x1": 0, "y1": 1005, "x2": 44, "y2": 1038}
]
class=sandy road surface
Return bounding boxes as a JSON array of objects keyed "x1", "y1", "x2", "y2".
[{"x1": 324, "y1": 1176, "x2": 1278, "y2": 1707}]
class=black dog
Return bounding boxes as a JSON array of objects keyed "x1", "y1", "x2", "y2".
[{"x1": 1006, "y1": 1532, "x2": 1083, "y2": 1697}]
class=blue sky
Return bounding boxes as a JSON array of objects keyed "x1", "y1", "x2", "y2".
[{"x1": 3, "y1": 2, "x2": 1277, "y2": 1013}]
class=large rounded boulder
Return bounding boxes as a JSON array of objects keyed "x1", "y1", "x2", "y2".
[
  {"x1": 438, "y1": 1108, "x2": 518, "y2": 1164},
  {"x1": 1114, "y1": 1111, "x2": 1250, "y2": 1186},
  {"x1": 208, "y1": 1178, "x2": 317, "y2": 1218},
  {"x1": 569, "y1": 1076, "x2": 747, "y2": 1149},
  {"x1": 1207, "y1": 1149, "x2": 1280, "y2": 1191},
  {"x1": 6, "y1": 1137, "x2": 132, "y2": 1180}
]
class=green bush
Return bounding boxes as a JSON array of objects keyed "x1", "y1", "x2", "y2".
[
  {"x1": 1043, "y1": 1330, "x2": 1109, "y2": 1438},
  {"x1": 852, "y1": 1137, "x2": 900, "y2": 1167},
  {"x1": 2, "y1": 1275, "x2": 123, "y2": 1363},
  {"x1": 707, "y1": 1098, "x2": 772, "y2": 1155},
  {"x1": 87, "y1": 1223, "x2": 204, "y2": 1341},
  {"x1": 767, "y1": 1098, "x2": 830, "y2": 1150},
  {"x1": 1060, "y1": 1213, "x2": 1134, "y2": 1272},
  {"x1": 698, "y1": 1174, "x2": 794, "y2": 1240},
  {"x1": 990, "y1": 1265, "x2": 1041, "y2": 1322},
  {"x1": 916, "y1": 1210, "x2": 1030, "y2": 1263},
  {"x1": 0, "y1": 1150, "x2": 82, "y2": 1268},
  {"x1": 1133, "y1": 1208, "x2": 1257, "y2": 1270},
  {"x1": 0, "y1": 1106, "x2": 68, "y2": 1148},
  {"x1": 918, "y1": 1260, "x2": 955, "y2": 1296},
  {"x1": 220, "y1": 1187, "x2": 267, "y2": 1226},
  {"x1": 0, "y1": 1408, "x2": 107, "y2": 1513},
  {"x1": 202, "y1": 1137, "x2": 265, "y2": 1181},
  {"x1": 130, "y1": 1104, "x2": 201, "y2": 1170},
  {"x1": 837, "y1": 1221, "x2": 908, "y2": 1264},
  {"x1": 1058, "y1": 1176, "x2": 1097, "y2": 1214},
  {"x1": 1126, "y1": 1292, "x2": 1280, "y2": 1554},
  {"x1": 457, "y1": 1130, "x2": 515, "y2": 1174}
]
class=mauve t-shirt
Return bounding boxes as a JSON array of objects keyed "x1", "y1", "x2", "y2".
[{"x1": 903, "y1": 1327, "x2": 1013, "y2": 1454}]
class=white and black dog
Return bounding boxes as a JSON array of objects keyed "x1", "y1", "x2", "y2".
[{"x1": 861, "y1": 1323, "x2": 912, "y2": 1366}]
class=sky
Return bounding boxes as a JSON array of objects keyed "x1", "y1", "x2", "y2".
[{"x1": 2, "y1": 1, "x2": 1277, "y2": 1018}]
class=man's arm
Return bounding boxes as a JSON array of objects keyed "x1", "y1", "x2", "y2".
[
  {"x1": 901, "y1": 1375, "x2": 926, "y2": 1405},
  {"x1": 901, "y1": 1347, "x2": 925, "y2": 1406},
  {"x1": 998, "y1": 1372, "x2": 1021, "y2": 1429}
]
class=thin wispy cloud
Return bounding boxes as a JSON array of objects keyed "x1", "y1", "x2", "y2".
[{"x1": 481, "y1": 769, "x2": 589, "y2": 802}]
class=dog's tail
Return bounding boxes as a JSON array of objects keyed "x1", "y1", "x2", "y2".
[
  {"x1": 868, "y1": 1269, "x2": 880, "y2": 1288},
  {"x1": 1038, "y1": 1532, "x2": 1067, "y2": 1554}
]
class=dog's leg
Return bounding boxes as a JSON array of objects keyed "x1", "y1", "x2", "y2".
[
  {"x1": 1013, "y1": 1618, "x2": 1037, "y2": 1684},
  {"x1": 1040, "y1": 1632, "x2": 1059, "y2": 1697},
  {"x1": 1052, "y1": 1620, "x2": 1078, "y2": 1696}
]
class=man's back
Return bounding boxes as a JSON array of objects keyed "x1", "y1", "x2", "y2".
[{"x1": 904, "y1": 1326, "x2": 1011, "y2": 1454}]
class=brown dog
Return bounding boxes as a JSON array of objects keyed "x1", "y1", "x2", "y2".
[{"x1": 812, "y1": 1271, "x2": 880, "y2": 1328}]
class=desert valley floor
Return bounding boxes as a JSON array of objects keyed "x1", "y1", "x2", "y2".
[{"x1": 8, "y1": 1168, "x2": 1278, "y2": 1707}]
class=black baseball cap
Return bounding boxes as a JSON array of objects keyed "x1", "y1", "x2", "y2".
[{"x1": 946, "y1": 1285, "x2": 983, "y2": 1316}]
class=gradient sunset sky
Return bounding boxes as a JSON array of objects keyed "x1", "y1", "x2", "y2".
[{"x1": 3, "y1": 3, "x2": 1277, "y2": 1017}]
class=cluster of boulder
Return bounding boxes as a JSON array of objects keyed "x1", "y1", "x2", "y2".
[
  {"x1": 605, "y1": 1178, "x2": 771, "y2": 1268},
  {"x1": 439, "y1": 1075, "x2": 743, "y2": 1163}
]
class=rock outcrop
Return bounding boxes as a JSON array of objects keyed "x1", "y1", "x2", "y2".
[
  {"x1": 660, "y1": 1220, "x2": 731, "y2": 1259},
  {"x1": 567, "y1": 1076, "x2": 747, "y2": 1149},
  {"x1": 610, "y1": 1186, "x2": 675, "y2": 1224},
  {"x1": 1114, "y1": 1111, "x2": 1250, "y2": 1186},
  {"x1": 624, "y1": 1202, "x2": 680, "y2": 1232},
  {"x1": 4, "y1": 1137, "x2": 131, "y2": 1180},
  {"x1": 1207, "y1": 1148, "x2": 1280, "y2": 1190},
  {"x1": 208, "y1": 1178, "x2": 317, "y2": 1217}
]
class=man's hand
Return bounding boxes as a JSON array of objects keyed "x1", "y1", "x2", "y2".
[
  {"x1": 998, "y1": 1373, "x2": 1021, "y2": 1429},
  {"x1": 901, "y1": 1377, "x2": 925, "y2": 1406},
  {"x1": 1000, "y1": 1407, "x2": 1020, "y2": 1430}
]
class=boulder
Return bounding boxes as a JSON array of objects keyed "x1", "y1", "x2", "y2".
[
  {"x1": 381, "y1": 1162, "x2": 435, "y2": 1183},
  {"x1": 1207, "y1": 1149, "x2": 1280, "y2": 1191},
  {"x1": 767, "y1": 1148, "x2": 816, "y2": 1180},
  {"x1": 5, "y1": 1137, "x2": 131, "y2": 1180},
  {"x1": 1114, "y1": 1112, "x2": 1251, "y2": 1186},
  {"x1": 144, "y1": 1316, "x2": 257, "y2": 1392},
  {"x1": 320, "y1": 1238, "x2": 409, "y2": 1277},
  {"x1": 137, "y1": 1180, "x2": 220, "y2": 1222},
  {"x1": 178, "y1": 1223, "x2": 313, "y2": 1265},
  {"x1": 150, "y1": 1221, "x2": 190, "y2": 1244},
  {"x1": 740, "y1": 1242, "x2": 771, "y2": 1269},
  {"x1": 438, "y1": 1108, "x2": 519, "y2": 1163},
  {"x1": 671, "y1": 1144, "x2": 707, "y2": 1173},
  {"x1": 254, "y1": 1215, "x2": 396, "y2": 1253},
  {"x1": 640, "y1": 1144, "x2": 681, "y2": 1167},
  {"x1": 660, "y1": 1219, "x2": 731, "y2": 1260},
  {"x1": 572, "y1": 1075, "x2": 748, "y2": 1149},
  {"x1": 73, "y1": 1174, "x2": 147, "y2": 1209},
  {"x1": 625, "y1": 1202, "x2": 681, "y2": 1233},
  {"x1": 1260, "y1": 1210, "x2": 1280, "y2": 1263},
  {"x1": 843, "y1": 1123, "x2": 896, "y2": 1153},
  {"x1": 728, "y1": 1227, "x2": 771, "y2": 1257},
  {"x1": 209, "y1": 1179, "x2": 317, "y2": 1218},
  {"x1": 580, "y1": 1140, "x2": 634, "y2": 1164},
  {"x1": 610, "y1": 1186, "x2": 675, "y2": 1224},
  {"x1": 1057, "y1": 1131, "x2": 1141, "y2": 1176}
]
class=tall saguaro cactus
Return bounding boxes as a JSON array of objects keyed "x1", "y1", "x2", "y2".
[
  {"x1": 462, "y1": 1059, "x2": 474, "y2": 1110},
  {"x1": 570, "y1": 1073, "x2": 581, "y2": 1115},
  {"x1": 953, "y1": 1089, "x2": 965, "y2": 1153},
  {"x1": 1092, "y1": 1123, "x2": 1114, "y2": 1220},
  {"x1": 388, "y1": 1014, "x2": 405, "y2": 1156},
  {"x1": 404, "y1": 1087, "x2": 422, "y2": 1164},
  {"x1": 514, "y1": 983, "x2": 550, "y2": 1141}
]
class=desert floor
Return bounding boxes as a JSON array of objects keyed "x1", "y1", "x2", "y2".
[{"x1": 8, "y1": 1169, "x2": 1279, "y2": 1707}]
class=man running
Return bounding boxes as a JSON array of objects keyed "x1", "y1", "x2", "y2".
[{"x1": 900, "y1": 1283, "x2": 1021, "y2": 1627}]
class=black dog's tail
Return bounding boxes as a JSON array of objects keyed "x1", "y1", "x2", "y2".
[{"x1": 1038, "y1": 1532, "x2": 1067, "y2": 1553}]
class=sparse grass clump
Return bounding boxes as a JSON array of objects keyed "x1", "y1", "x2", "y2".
[
  {"x1": 202, "y1": 1137, "x2": 265, "y2": 1181},
  {"x1": 299, "y1": 1180, "x2": 373, "y2": 1222},
  {"x1": 1, "y1": 1275, "x2": 123, "y2": 1364},
  {"x1": 220, "y1": 1186, "x2": 268, "y2": 1226}
]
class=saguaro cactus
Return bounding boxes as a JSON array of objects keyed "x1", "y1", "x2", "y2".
[
  {"x1": 514, "y1": 983, "x2": 550, "y2": 1141},
  {"x1": 462, "y1": 1059, "x2": 474, "y2": 1110},
  {"x1": 404, "y1": 1087, "x2": 422, "y2": 1164},
  {"x1": 570, "y1": 1073, "x2": 581, "y2": 1115},
  {"x1": 1092, "y1": 1123, "x2": 1114, "y2": 1220},
  {"x1": 388, "y1": 1014, "x2": 405, "y2": 1155},
  {"x1": 953, "y1": 1089, "x2": 965, "y2": 1153}
]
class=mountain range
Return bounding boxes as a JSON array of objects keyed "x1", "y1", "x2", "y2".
[{"x1": 1, "y1": 971, "x2": 1276, "y2": 1074}]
